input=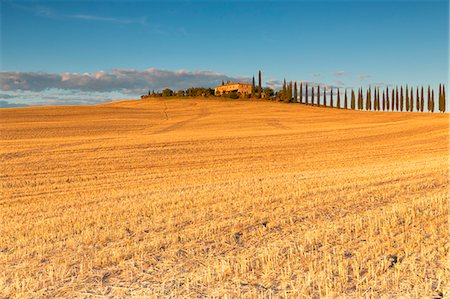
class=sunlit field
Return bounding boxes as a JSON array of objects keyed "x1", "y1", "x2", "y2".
[{"x1": 0, "y1": 98, "x2": 448, "y2": 298}]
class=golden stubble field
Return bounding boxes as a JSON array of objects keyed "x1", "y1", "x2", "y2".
[{"x1": 0, "y1": 98, "x2": 448, "y2": 298}]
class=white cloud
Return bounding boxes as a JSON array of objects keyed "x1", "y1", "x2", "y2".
[
  {"x1": 0, "y1": 100, "x2": 28, "y2": 108},
  {"x1": 7, "y1": 2, "x2": 149, "y2": 26},
  {"x1": 358, "y1": 74, "x2": 371, "y2": 81},
  {"x1": 0, "y1": 89, "x2": 126, "y2": 107},
  {"x1": 265, "y1": 80, "x2": 282, "y2": 90},
  {"x1": 0, "y1": 68, "x2": 250, "y2": 95}
]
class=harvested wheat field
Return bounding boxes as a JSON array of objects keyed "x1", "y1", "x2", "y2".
[{"x1": 0, "y1": 98, "x2": 448, "y2": 298}]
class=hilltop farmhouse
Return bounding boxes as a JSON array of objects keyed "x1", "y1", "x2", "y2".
[{"x1": 215, "y1": 82, "x2": 252, "y2": 96}]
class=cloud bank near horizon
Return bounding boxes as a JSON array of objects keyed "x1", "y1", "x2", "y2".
[
  {"x1": 0, "y1": 68, "x2": 252, "y2": 106},
  {"x1": 0, "y1": 68, "x2": 250, "y2": 94}
]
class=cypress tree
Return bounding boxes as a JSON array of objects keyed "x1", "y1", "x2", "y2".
[
  {"x1": 330, "y1": 88, "x2": 334, "y2": 107},
  {"x1": 357, "y1": 89, "x2": 361, "y2": 110},
  {"x1": 393, "y1": 87, "x2": 396, "y2": 111},
  {"x1": 416, "y1": 87, "x2": 420, "y2": 112},
  {"x1": 438, "y1": 84, "x2": 442, "y2": 112},
  {"x1": 294, "y1": 81, "x2": 298, "y2": 103},
  {"x1": 360, "y1": 88, "x2": 364, "y2": 110},
  {"x1": 443, "y1": 85, "x2": 446, "y2": 112},
  {"x1": 287, "y1": 81, "x2": 293, "y2": 103},
  {"x1": 410, "y1": 87, "x2": 414, "y2": 112},
  {"x1": 300, "y1": 82, "x2": 303, "y2": 104},
  {"x1": 351, "y1": 89, "x2": 356, "y2": 109},
  {"x1": 365, "y1": 88, "x2": 370, "y2": 110},
  {"x1": 323, "y1": 86, "x2": 327, "y2": 107},
  {"x1": 375, "y1": 88, "x2": 378, "y2": 110},
  {"x1": 376, "y1": 88, "x2": 380, "y2": 110},
  {"x1": 366, "y1": 87, "x2": 372, "y2": 110},
  {"x1": 311, "y1": 85, "x2": 315, "y2": 105},
  {"x1": 395, "y1": 86, "x2": 399, "y2": 111},
  {"x1": 258, "y1": 70, "x2": 262, "y2": 97},
  {"x1": 344, "y1": 89, "x2": 348, "y2": 109},
  {"x1": 377, "y1": 88, "x2": 380, "y2": 110},
  {"x1": 420, "y1": 86, "x2": 424, "y2": 112},
  {"x1": 400, "y1": 86, "x2": 404, "y2": 111},
  {"x1": 337, "y1": 88, "x2": 341, "y2": 108},
  {"x1": 375, "y1": 87, "x2": 380, "y2": 111},
  {"x1": 317, "y1": 85, "x2": 321, "y2": 107},
  {"x1": 305, "y1": 83, "x2": 309, "y2": 105},
  {"x1": 386, "y1": 87, "x2": 389, "y2": 111},
  {"x1": 431, "y1": 89, "x2": 435, "y2": 112},
  {"x1": 427, "y1": 85, "x2": 431, "y2": 112},
  {"x1": 251, "y1": 76, "x2": 255, "y2": 98},
  {"x1": 382, "y1": 90, "x2": 386, "y2": 111},
  {"x1": 405, "y1": 86, "x2": 409, "y2": 111}
]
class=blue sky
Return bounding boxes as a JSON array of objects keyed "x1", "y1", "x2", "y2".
[{"x1": 0, "y1": 0, "x2": 448, "y2": 106}]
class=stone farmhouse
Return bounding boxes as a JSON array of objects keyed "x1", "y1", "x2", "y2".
[{"x1": 215, "y1": 82, "x2": 252, "y2": 96}]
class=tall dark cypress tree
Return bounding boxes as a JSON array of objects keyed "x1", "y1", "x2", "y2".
[
  {"x1": 294, "y1": 81, "x2": 298, "y2": 103},
  {"x1": 305, "y1": 83, "x2": 309, "y2": 105},
  {"x1": 365, "y1": 88, "x2": 370, "y2": 110},
  {"x1": 357, "y1": 89, "x2": 361, "y2": 110},
  {"x1": 443, "y1": 85, "x2": 446, "y2": 112},
  {"x1": 300, "y1": 82, "x2": 303, "y2": 104},
  {"x1": 287, "y1": 81, "x2": 293, "y2": 103},
  {"x1": 431, "y1": 89, "x2": 435, "y2": 112},
  {"x1": 361, "y1": 88, "x2": 364, "y2": 110},
  {"x1": 416, "y1": 87, "x2": 420, "y2": 112},
  {"x1": 323, "y1": 86, "x2": 327, "y2": 107},
  {"x1": 258, "y1": 70, "x2": 262, "y2": 98},
  {"x1": 400, "y1": 86, "x2": 404, "y2": 111},
  {"x1": 405, "y1": 86, "x2": 410, "y2": 112},
  {"x1": 337, "y1": 88, "x2": 341, "y2": 108},
  {"x1": 382, "y1": 90, "x2": 386, "y2": 111},
  {"x1": 351, "y1": 89, "x2": 355, "y2": 109},
  {"x1": 386, "y1": 87, "x2": 389, "y2": 111},
  {"x1": 376, "y1": 88, "x2": 379, "y2": 110},
  {"x1": 311, "y1": 85, "x2": 315, "y2": 105},
  {"x1": 420, "y1": 86, "x2": 424, "y2": 112},
  {"x1": 375, "y1": 88, "x2": 378, "y2": 110},
  {"x1": 438, "y1": 84, "x2": 442, "y2": 112},
  {"x1": 427, "y1": 86, "x2": 431, "y2": 112},
  {"x1": 344, "y1": 89, "x2": 348, "y2": 109},
  {"x1": 251, "y1": 76, "x2": 255, "y2": 98},
  {"x1": 377, "y1": 88, "x2": 381, "y2": 110},
  {"x1": 410, "y1": 87, "x2": 414, "y2": 112},
  {"x1": 330, "y1": 88, "x2": 334, "y2": 108},
  {"x1": 395, "y1": 86, "x2": 399, "y2": 111},
  {"x1": 317, "y1": 85, "x2": 321, "y2": 107}
]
